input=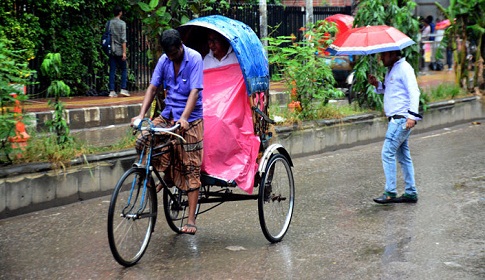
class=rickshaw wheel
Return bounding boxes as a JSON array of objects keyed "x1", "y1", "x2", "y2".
[
  {"x1": 163, "y1": 186, "x2": 200, "y2": 233},
  {"x1": 107, "y1": 168, "x2": 157, "y2": 267},
  {"x1": 258, "y1": 153, "x2": 295, "y2": 243}
]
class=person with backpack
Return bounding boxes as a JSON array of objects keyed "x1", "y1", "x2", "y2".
[{"x1": 107, "y1": 6, "x2": 129, "y2": 97}]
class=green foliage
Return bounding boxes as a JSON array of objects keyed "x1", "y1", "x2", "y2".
[
  {"x1": 0, "y1": 0, "x2": 41, "y2": 61},
  {"x1": 351, "y1": 0, "x2": 420, "y2": 110},
  {"x1": 436, "y1": 0, "x2": 485, "y2": 89},
  {"x1": 269, "y1": 102, "x2": 371, "y2": 125},
  {"x1": 0, "y1": 0, "x2": 133, "y2": 96},
  {"x1": 423, "y1": 83, "x2": 468, "y2": 102},
  {"x1": 40, "y1": 53, "x2": 73, "y2": 147},
  {"x1": 134, "y1": 0, "x2": 214, "y2": 67},
  {"x1": 265, "y1": 21, "x2": 344, "y2": 120},
  {"x1": 0, "y1": 35, "x2": 35, "y2": 163},
  {"x1": 21, "y1": 128, "x2": 136, "y2": 166}
]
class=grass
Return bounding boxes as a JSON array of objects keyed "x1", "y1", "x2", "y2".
[
  {"x1": 422, "y1": 83, "x2": 471, "y2": 102},
  {"x1": 269, "y1": 100, "x2": 372, "y2": 125},
  {"x1": 8, "y1": 129, "x2": 137, "y2": 167}
]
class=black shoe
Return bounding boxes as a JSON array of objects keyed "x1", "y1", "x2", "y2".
[
  {"x1": 395, "y1": 194, "x2": 418, "y2": 203},
  {"x1": 373, "y1": 193, "x2": 398, "y2": 204}
]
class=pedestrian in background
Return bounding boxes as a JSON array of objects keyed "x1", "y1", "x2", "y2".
[
  {"x1": 367, "y1": 50, "x2": 422, "y2": 204},
  {"x1": 108, "y1": 6, "x2": 130, "y2": 97},
  {"x1": 426, "y1": 15, "x2": 435, "y2": 41}
]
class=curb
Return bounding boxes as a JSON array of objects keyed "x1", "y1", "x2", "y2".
[
  {"x1": 28, "y1": 103, "x2": 142, "y2": 132},
  {"x1": 0, "y1": 96, "x2": 483, "y2": 219}
]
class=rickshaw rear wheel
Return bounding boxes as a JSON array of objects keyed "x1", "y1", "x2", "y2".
[
  {"x1": 258, "y1": 153, "x2": 295, "y2": 243},
  {"x1": 163, "y1": 186, "x2": 200, "y2": 233}
]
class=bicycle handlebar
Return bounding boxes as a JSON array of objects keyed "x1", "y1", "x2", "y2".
[{"x1": 132, "y1": 118, "x2": 185, "y2": 142}]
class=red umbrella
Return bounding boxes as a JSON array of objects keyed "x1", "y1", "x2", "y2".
[
  {"x1": 326, "y1": 25, "x2": 416, "y2": 56},
  {"x1": 324, "y1": 14, "x2": 354, "y2": 38},
  {"x1": 436, "y1": 19, "x2": 451, "y2": 30}
]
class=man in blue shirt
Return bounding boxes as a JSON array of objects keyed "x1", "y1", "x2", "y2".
[
  {"x1": 132, "y1": 29, "x2": 204, "y2": 234},
  {"x1": 368, "y1": 50, "x2": 422, "y2": 204}
]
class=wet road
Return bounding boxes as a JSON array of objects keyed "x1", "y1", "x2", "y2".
[{"x1": 1, "y1": 121, "x2": 484, "y2": 279}]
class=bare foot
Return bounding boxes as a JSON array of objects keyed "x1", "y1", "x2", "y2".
[{"x1": 181, "y1": 224, "x2": 197, "y2": 235}]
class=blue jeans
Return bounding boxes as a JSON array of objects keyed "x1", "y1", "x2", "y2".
[
  {"x1": 446, "y1": 48, "x2": 453, "y2": 69},
  {"x1": 381, "y1": 118, "x2": 417, "y2": 196},
  {"x1": 109, "y1": 55, "x2": 127, "y2": 91}
]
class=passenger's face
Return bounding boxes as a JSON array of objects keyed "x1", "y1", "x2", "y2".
[{"x1": 208, "y1": 33, "x2": 227, "y2": 59}]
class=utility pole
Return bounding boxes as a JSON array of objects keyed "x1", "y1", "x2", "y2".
[
  {"x1": 259, "y1": 0, "x2": 268, "y2": 47},
  {"x1": 306, "y1": 0, "x2": 313, "y2": 27}
]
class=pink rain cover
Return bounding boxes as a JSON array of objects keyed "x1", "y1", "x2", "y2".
[{"x1": 201, "y1": 63, "x2": 260, "y2": 194}]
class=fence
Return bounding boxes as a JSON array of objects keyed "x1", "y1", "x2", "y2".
[{"x1": 25, "y1": 4, "x2": 351, "y2": 98}]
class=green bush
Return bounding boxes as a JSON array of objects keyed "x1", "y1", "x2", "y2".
[
  {"x1": 265, "y1": 21, "x2": 344, "y2": 120},
  {"x1": 0, "y1": 36, "x2": 35, "y2": 164}
]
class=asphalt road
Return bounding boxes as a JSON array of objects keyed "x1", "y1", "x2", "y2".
[{"x1": 1, "y1": 120, "x2": 484, "y2": 280}]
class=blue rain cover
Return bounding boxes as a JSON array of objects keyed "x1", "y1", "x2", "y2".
[{"x1": 178, "y1": 15, "x2": 269, "y2": 95}]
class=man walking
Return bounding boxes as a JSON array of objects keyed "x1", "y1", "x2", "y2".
[
  {"x1": 368, "y1": 50, "x2": 422, "y2": 204},
  {"x1": 108, "y1": 6, "x2": 130, "y2": 97}
]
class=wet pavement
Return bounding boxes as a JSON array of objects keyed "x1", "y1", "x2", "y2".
[{"x1": 1, "y1": 120, "x2": 484, "y2": 279}]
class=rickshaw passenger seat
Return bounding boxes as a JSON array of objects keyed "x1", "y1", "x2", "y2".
[{"x1": 200, "y1": 172, "x2": 237, "y2": 187}]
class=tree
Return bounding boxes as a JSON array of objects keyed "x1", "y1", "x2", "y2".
[
  {"x1": 436, "y1": 0, "x2": 485, "y2": 90},
  {"x1": 40, "y1": 53, "x2": 72, "y2": 146},
  {"x1": 135, "y1": 0, "x2": 217, "y2": 69},
  {"x1": 0, "y1": 36, "x2": 35, "y2": 163},
  {"x1": 350, "y1": 0, "x2": 420, "y2": 110}
]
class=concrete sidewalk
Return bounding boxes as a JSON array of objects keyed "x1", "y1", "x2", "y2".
[
  {"x1": 21, "y1": 69, "x2": 456, "y2": 146},
  {"x1": 22, "y1": 69, "x2": 455, "y2": 113}
]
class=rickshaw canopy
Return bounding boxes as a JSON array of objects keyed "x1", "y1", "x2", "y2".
[{"x1": 177, "y1": 15, "x2": 269, "y2": 95}]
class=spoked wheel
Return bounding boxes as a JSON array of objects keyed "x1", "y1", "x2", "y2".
[
  {"x1": 163, "y1": 186, "x2": 200, "y2": 233},
  {"x1": 107, "y1": 168, "x2": 157, "y2": 267},
  {"x1": 258, "y1": 153, "x2": 295, "y2": 243}
]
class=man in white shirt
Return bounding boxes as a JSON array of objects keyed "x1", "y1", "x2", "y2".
[
  {"x1": 368, "y1": 50, "x2": 422, "y2": 204},
  {"x1": 203, "y1": 31, "x2": 239, "y2": 69}
]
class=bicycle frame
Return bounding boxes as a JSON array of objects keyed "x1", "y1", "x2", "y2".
[{"x1": 130, "y1": 119, "x2": 183, "y2": 214}]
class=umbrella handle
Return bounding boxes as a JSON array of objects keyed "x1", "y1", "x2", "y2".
[{"x1": 369, "y1": 56, "x2": 373, "y2": 74}]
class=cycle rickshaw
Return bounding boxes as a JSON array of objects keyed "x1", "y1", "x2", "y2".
[{"x1": 107, "y1": 15, "x2": 295, "y2": 267}]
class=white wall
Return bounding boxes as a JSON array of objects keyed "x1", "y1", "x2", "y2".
[{"x1": 415, "y1": 0, "x2": 450, "y2": 22}]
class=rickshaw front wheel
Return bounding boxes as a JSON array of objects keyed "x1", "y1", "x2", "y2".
[{"x1": 107, "y1": 168, "x2": 157, "y2": 267}]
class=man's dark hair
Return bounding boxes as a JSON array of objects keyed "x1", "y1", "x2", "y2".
[
  {"x1": 161, "y1": 29, "x2": 182, "y2": 52},
  {"x1": 113, "y1": 6, "x2": 123, "y2": 17},
  {"x1": 392, "y1": 50, "x2": 402, "y2": 57}
]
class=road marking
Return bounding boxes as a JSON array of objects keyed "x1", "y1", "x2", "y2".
[{"x1": 420, "y1": 127, "x2": 464, "y2": 139}]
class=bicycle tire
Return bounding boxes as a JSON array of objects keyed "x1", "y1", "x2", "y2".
[
  {"x1": 258, "y1": 153, "x2": 295, "y2": 243},
  {"x1": 163, "y1": 186, "x2": 200, "y2": 234},
  {"x1": 107, "y1": 168, "x2": 157, "y2": 267}
]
